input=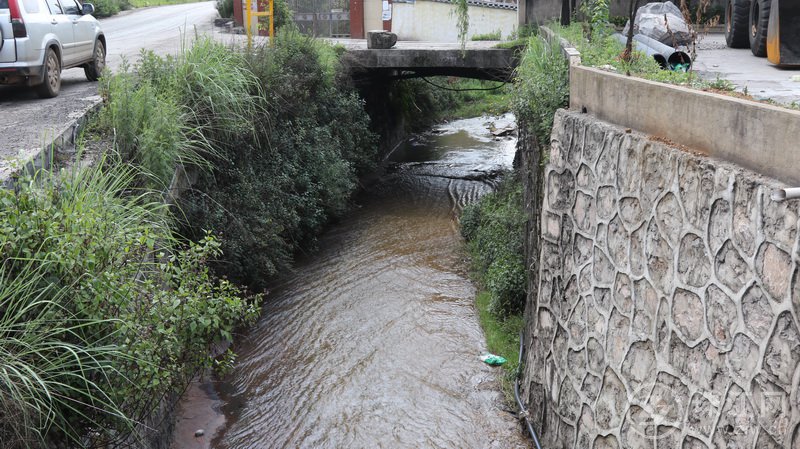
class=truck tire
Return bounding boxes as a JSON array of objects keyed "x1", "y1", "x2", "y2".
[
  {"x1": 725, "y1": 0, "x2": 751, "y2": 48},
  {"x1": 749, "y1": 0, "x2": 771, "y2": 57}
]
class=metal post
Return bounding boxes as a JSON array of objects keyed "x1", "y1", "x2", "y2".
[{"x1": 246, "y1": 0, "x2": 253, "y2": 48}]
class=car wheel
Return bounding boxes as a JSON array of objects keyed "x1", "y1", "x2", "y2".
[
  {"x1": 84, "y1": 40, "x2": 105, "y2": 82},
  {"x1": 725, "y1": 0, "x2": 751, "y2": 48},
  {"x1": 35, "y1": 48, "x2": 61, "y2": 99},
  {"x1": 748, "y1": 0, "x2": 770, "y2": 57}
]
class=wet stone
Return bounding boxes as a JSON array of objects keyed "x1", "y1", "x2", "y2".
[
  {"x1": 726, "y1": 333, "x2": 760, "y2": 384},
  {"x1": 587, "y1": 337, "x2": 605, "y2": 374},
  {"x1": 558, "y1": 376, "x2": 581, "y2": 423},
  {"x1": 574, "y1": 233, "x2": 593, "y2": 268},
  {"x1": 631, "y1": 278, "x2": 658, "y2": 341},
  {"x1": 543, "y1": 211, "x2": 562, "y2": 242},
  {"x1": 587, "y1": 297, "x2": 606, "y2": 336},
  {"x1": 712, "y1": 384, "x2": 757, "y2": 449},
  {"x1": 732, "y1": 178, "x2": 759, "y2": 257},
  {"x1": 594, "y1": 287, "x2": 612, "y2": 314},
  {"x1": 655, "y1": 298, "x2": 670, "y2": 356},
  {"x1": 715, "y1": 240, "x2": 753, "y2": 294},
  {"x1": 755, "y1": 242, "x2": 792, "y2": 302},
  {"x1": 755, "y1": 430, "x2": 782, "y2": 449},
  {"x1": 621, "y1": 340, "x2": 657, "y2": 399},
  {"x1": 793, "y1": 267, "x2": 800, "y2": 329},
  {"x1": 619, "y1": 197, "x2": 645, "y2": 231},
  {"x1": 593, "y1": 247, "x2": 616, "y2": 286},
  {"x1": 573, "y1": 190, "x2": 596, "y2": 233},
  {"x1": 656, "y1": 426, "x2": 680, "y2": 449},
  {"x1": 596, "y1": 222, "x2": 608, "y2": 253},
  {"x1": 648, "y1": 372, "x2": 689, "y2": 424},
  {"x1": 686, "y1": 392, "x2": 715, "y2": 437},
  {"x1": 576, "y1": 406, "x2": 596, "y2": 449},
  {"x1": 596, "y1": 186, "x2": 617, "y2": 220},
  {"x1": 617, "y1": 137, "x2": 644, "y2": 195},
  {"x1": 678, "y1": 158, "x2": 716, "y2": 230},
  {"x1": 761, "y1": 188, "x2": 799, "y2": 250},
  {"x1": 558, "y1": 419, "x2": 576, "y2": 449},
  {"x1": 682, "y1": 436, "x2": 708, "y2": 449},
  {"x1": 568, "y1": 121, "x2": 586, "y2": 167},
  {"x1": 562, "y1": 275, "x2": 580, "y2": 323},
  {"x1": 583, "y1": 121, "x2": 607, "y2": 165},
  {"x1": 620, "y1": 405, "x2": 656, "y2": 449},
  {"x1": 677, "y1": 233, "x2": 711, "y2": 288},
  {"x1": 614, "y1": 272, "x2": 634, "y2": 317},
  {"x1": 578, "y1": 264, "x2": 593, "y2": 293},
  {"x1": 553, "y1": 325, "x2": 569, "y2": 370},
  {"x1": 568, "y1": 297, "x2": 587, "y2": 347},
  {"x1": 751, "y1": 374, "x2": 792, "y2": 440},
  {"x1": 669, "y1": 337, "x2": 726, "y2": 399},
  {"x1": 641, "y1": 143, "x2": 675, "y2": 208},
  {"x1": 708, "y1": 199, "x2": 731, "y2": 255},
  {"x1": 595, "y1": 133, "x2": 620, "y2": 186},
  {"x1": 607, "y1": 215, "x2": 629, "y2": 270},
  {"x1": 577, "y1": 163, "x2": 596, "y2": 190},
  {"x1": 672, "y1": 288, "x2": 705, "y2": 342},
  {"x1": 582, "y1": 373, "x2": 602, "y2": 402},
  {"x1": 567, "y1": 348, "x2": 587, "y2": 383},
  {"x1": 595, "y1": 367, "x2": 628, "y2": 430},
  {"x1": 594, "y1": 434, "x2": 620, "y2": 449},
  {"x1": 630, "y1": 223, "x2": 646, "y2": 277},
  {"x1": 646, "y1": 219, "x2": 675, "y2": 297},
  {"x1": 763, "y1": 312, "x2": 800, "y2": 385},
  {"x1": 742, "y1": 284, "x2": 775, "y2": 341},
  {"x1": 542, "y1": 241, "x2": 563, "y2": 276},
  {"x1": 606, "y1": 309, "x2": 630, "y2": 369},
  {"x1": 655, "y1": 192, "x2": 684, "y2": 247},
  {"x1": 547, "y1": 169, "x2": 576, "y2": 211},
  {"x1": 705, "y1": 284, "x2": 737, "y2": 349}
]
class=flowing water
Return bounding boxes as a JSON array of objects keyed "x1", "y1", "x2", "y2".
[{"x1": 171, "y1": 114, "x2": 528, "y2": 449}]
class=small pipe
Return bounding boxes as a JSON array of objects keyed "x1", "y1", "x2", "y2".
[
  {"x1": 771, "y1": 188, "x2": 800, "y2": 202},
  {"x1": 515, "y1": 330, "x2": 543, "y2": 449},
  {"x1": 633, "y1": 34, "x2": 692, "y2": 71},
  {"x1": 614, "y1": 33, "x2": 668, "y2": 69}
]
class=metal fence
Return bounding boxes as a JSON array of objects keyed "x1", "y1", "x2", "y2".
[{"x1": 289, "y1": 0, "x2": 350, "y2": 37}]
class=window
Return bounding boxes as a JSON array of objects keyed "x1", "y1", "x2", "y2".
[
  {"x1": 22, "y1": 0, "x2": 41, "y2": 13},
  {"x1": 45, "y1": 0, "x2": 63, "y2": 14},
  {"x1": 62, "y1": 0, "x2": 79, "y2": 14},
  {"x1": 0, "y1": 0, "x2": 8, "y2": 9}
]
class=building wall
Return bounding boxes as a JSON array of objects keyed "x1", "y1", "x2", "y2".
[
  {"x1": 391, "y1": 1, "x2": 517, "y2": 41},
  {"x1": 520, "y1": 109, "x2": 800, "y2": 448},
  {"x1": 364, "y1": 0, "x2": 383, "y2": 31},
  {"x1": 520, "y1": 0, "x2": 726, "y2": 25}
]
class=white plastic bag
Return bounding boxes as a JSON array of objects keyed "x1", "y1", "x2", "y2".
[{"x1": 622, "y1": 1, "x2": 692, "y2": 46}]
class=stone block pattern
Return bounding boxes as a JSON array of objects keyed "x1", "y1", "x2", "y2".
[{"x1": 521, "y1": 110, "x2": 800, "y2": 449}]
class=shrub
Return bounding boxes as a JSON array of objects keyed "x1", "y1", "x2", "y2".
[
  {"x1": 216, "y1": 0, "x2": 233, "y2": 17},
  {"x1": 461, "y1": 175, "x2": 526, "y2": 318}
]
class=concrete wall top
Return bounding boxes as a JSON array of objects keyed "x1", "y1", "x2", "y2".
[{"x1": 569, "y1": 65, "x2": 800, "y2": 186}]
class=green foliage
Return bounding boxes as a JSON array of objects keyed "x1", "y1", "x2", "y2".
[
  {"x1": 512, "y1": 36, "x2": 569, "y2": 146},
  {"x1": 471, "y1": 30, "x2": 501, "y2": 41},
  {"x1": 171, "y1": 29, "x2": 377, "y2": 287},
  {"x1": 91, "y1": 0, "x2": 130, "y2": 17},
  {"x1": 217, "y1": 0, "x2": 234, "y2": 18},
  {"x1": 0, "y1": 163, "x2": 259, "y2": 445},
  {"x1": 461, "y1": 175, "x2": 526, "y2": 318},
  {"x1": 475, "y1": 290, "x2": 524, "y2": 403},
  {"x1": 453, "y1": 0, "x2": 469, "y2": 51}
]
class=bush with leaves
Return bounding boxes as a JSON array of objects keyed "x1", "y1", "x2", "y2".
[
  {"x1": 460, "y1": 175, "x2": 526, "y2": 318},
  {"x1": 0, "y1": 163, "x2": 260, "y2": 446}
]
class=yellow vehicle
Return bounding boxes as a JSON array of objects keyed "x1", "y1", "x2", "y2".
[{"x1": 725, "y1": 0, "x2": 799, "y2": 66}]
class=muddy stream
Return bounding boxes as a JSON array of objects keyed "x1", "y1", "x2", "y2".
[{"x1": 170, "y1": 114, "x2": 529, "y2": 449}]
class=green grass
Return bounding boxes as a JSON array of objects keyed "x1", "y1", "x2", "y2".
[
  {"x1": 471, "y1": 30, "x2": 502, "y2": 41},
  {"x1": 476, "y1": 290, "x2": 524, "y2": 403},
  {"x1": 436, "y1": 78, "x2": 513, "y2": 120}
]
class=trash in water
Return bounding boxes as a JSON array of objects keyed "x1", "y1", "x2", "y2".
[{"x1": 480, "y1": 353, "x2": 507, "y2": 366}]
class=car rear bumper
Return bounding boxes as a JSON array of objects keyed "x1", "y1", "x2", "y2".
[{"x1": 0, "y1": 64, "x2": 44, "y2": 86}]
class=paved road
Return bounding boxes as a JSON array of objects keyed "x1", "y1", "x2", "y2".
[
  {"x1": 0, "y1": 1, "x2": 220, "y2": 169},
  {"x1": 694, "y1": 33, "x2": 800, "y2": 104}
]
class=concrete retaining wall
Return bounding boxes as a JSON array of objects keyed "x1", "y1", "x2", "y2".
[
  {"x1": 521, "y1": 109, "x2": 800, "y2": 448},
  {"x1": 392, "y1": 1, "x2": 517, "y2": 42},
  {"x1": 569, "y1": 65, "x2": 800, "y2": 187}
]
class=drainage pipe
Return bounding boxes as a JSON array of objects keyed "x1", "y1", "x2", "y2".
[
  {"x1": 771, "y1": 188, "x2": 800, "y2": 202},
  {"x1": 614, "y1": 33, "x2": 668, "y2": 69},
  {"x1": 515, "y1": 330, "x2": 543, "y2": 449},
  {"x1": 633, "y1": 34, "x2": 692, "y2": 71}
]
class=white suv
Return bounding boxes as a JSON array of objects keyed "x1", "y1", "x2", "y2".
[{"x1": 0, "y1": 0, "x2": 105, "y2": 98}]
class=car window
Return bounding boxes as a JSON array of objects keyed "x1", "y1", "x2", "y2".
[
  {"x1": 62, "y1": 0, "x2": 79, "y2": 14},
  {"x1": 45, "y1": 0, "x2": 63, "y2": 14},
  {"x1": 0, "y1": 0, "x2": 8, "y2": 8},
  {"x1": 22, "y1": 0, "x2": 41, "y2": 13}
]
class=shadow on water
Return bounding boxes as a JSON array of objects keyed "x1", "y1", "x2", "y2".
[{"x1": 171, "y1": 113, "x2": 528, "y2": 449}]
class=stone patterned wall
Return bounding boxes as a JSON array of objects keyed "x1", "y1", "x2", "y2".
[{"x1": 521, "y1": 110, "x2": 800, "y2": 449}]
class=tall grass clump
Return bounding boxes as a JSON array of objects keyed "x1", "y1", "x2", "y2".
[
  {"x1": 460, "y1": 175, "x2": 526, "y2": 318},
  {"x1": 0, "y1": 162, "x2": 259, "y2": 445},
  {"x1": 512, "y1": 36, "x2": 569, "y2": 145},
  {"x1": 177, "y1": 29, "x2": 377, "y2": 287}
]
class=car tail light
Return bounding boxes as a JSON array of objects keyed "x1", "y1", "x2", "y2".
[{"x1": 8, "y1": 0, "x2": 27, "y2": 38}]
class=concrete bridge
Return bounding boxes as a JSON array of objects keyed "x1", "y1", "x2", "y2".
[{"x1": 336, "y1": 40, "x2": 520, "y2": 82}]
